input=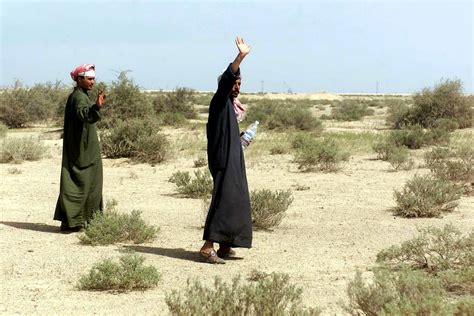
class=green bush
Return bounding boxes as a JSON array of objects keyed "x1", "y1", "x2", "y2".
[
  {"x1": 101, "y1": 118, "x2": 169, "y2": 164},
  {"x1": 399, "y1": 79, "x2": 473, "y2": 129},
  {"x1": 77, "y1": 253, "x2": 160, "y2": 292},
  {"x1": 347, "y1": 225, "x2": 473, "y2": 315},
  {"x1": 0, "y1": 122, "x2": 8, "y2": 138},
  {"x1": 166, "y1": 273, "x2": 320, "y2": 315},
  {"x1": 79, "y1": 209, "x2": 158, "y2": 246},
  {"x1": 0, "y1": 137, "x2": 47, "y2": 163},
  {"x1": 393, "y1": 174, "x2": 462, "y2": 218},
  {"x1": 153, "y1": 87, "x2": 197, "y2": 120},
  {"x1": 372, "y1": 139, "x2": 414, "y2": 171},
  {"x1": 250, "y1": 189, "x2": 293, "y2": 230},
  {"x1": 294, "y1": 137, "x2": 350, "y2": 172},
  {"x1": 385, "y1": 99, "x2": 413, "y2": 129},
  {"x1": 244, "y1": 99, "x2": 322, "y2": 132},
  {"x1": 330, "y1": 100, "x2": 374, "y2": 121},
  {"x1": 0, "y1": 80, "x2": 69, "y2": 127},
  {"x1": 193, "y1": 156, "x2": 207, "y2": 168},
  {"x1": 347, "y1": 269, "x2": 452, "y2": 315},
  {"x1": 377, "y1": 225, "x2": 473, "y2": 274},
  {"x1": 168, "y1": 169, "x2": 213, "y2": 198},
  {"x1": 98, "y1": 72, "x2": 155, "y2": 128},
  {"x1": 424, "y1": 144, "x2": 474, "y2": 186}
]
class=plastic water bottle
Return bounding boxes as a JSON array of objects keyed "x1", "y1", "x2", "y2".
[{"x1": 241, "y1": 121, "x2": 259, "y2": 149}]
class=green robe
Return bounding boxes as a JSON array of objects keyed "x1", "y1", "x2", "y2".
[{"x1": 54, "y1": 87, "x2": 103, "y2": 228}]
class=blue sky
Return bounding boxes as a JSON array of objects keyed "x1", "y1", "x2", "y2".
[{"x1": 1, "y1": 0, "x2": 472, "y2": 93}]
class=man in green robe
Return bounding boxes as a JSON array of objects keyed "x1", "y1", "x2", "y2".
[{"x1": 54, "y1": 64, "x2": 106, "y2": 232}]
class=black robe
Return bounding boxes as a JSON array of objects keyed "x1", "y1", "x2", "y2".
[{"x1": 203, "y1": 64, "x2": 252, "y2": 248}]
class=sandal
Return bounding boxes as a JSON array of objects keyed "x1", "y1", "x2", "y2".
[
  {"x1": 217, "y1": 247, "x2": 236, "y2": 258},
  {"x1": 199, "y1": 249, "x2": 225, "y2": 264}
]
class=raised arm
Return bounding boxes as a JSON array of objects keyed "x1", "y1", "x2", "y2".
[{"x1": 230, "y1": 36, "x2": 251, "y2": 74}]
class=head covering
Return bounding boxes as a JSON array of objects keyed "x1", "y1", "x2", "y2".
[
  {"x1": 217, "y1": 72, "x2": 246, "y2": 122},
  {"x1": 70, "y1": 64, "x2": 96, "y2": 81}
]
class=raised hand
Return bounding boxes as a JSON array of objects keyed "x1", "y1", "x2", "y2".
[
  {"x1": 235, "y1": 36, "x2": 251, "y2": 56},
  {"x1": 96, "y1": 90, "x2": 106, "y2": 107}
]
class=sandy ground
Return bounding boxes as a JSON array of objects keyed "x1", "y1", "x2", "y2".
[{"x1": 1, "y1": 95, "x2": 473, "y2": 315}]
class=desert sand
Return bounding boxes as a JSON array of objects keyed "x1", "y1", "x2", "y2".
[{"x1": 1, "y1": 93, "x2": 473, "y2": 315}]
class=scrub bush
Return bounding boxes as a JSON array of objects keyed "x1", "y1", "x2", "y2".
[
  {"x1": 101, "y1": 118, "x2": 169, "y2": 164},
  {"x1": 168, "y1": 169, "x2": 213, "y2": 198},
  {"x1": 165, "y1": 273, "x2": 320, "y2": 315},
  {"x1": 0, "y1": 123, "x2": 8, "y2": 138},
  {"x1": 424, "y1": 144, "x2": 474, "y2": 189},
  {"x1": 99, "y1": 72, "x2": 155, "y2": 128},
  {"x1": 244, "y1": 99, "x2": 322, "y2": 132},
  {"x1": 193, "y1": 156, "x2": 207, "y2": 168},
  {"x1": 77, "y1": 253, "x2": 160, "y2": 292},
  {"x1": 79, "y1": 209, "x2": 158, "y2": 246},
  {"x1": 294, "y1": 137, "x2": 350, "y2": 172},
  {"x1": 330, "y1": 100, "x2": 375, "y2": 121},
  {"x1": 0, "y1": 137, "x2": 47, "y2": 163},
  {"x1": 391, "y1": 79, "x2": 473, "y2": 130},
  {"x1": 0, "y1": 81, "x2": 69, "y2": 127},
  {"x1": 372, "y1": 140, "x2": 414, "y2": 171},
  {"x1": 393, "y1": 174, "x2": 462, "y2": 218},
  {"x1": 346, "y1": 225, "x2": 473, "y2": 315},
  {"x1": 250, "y1": 189, "x2": 293, "y2": 230},
  {"x1": 153, "y1": 87, "x2": 197, "y2": 120}
]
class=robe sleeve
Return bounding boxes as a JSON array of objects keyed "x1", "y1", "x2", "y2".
[
  {"x1": 75, "y1": 93, "x2": 101, "y2": 123},
  {"x1": 213, "y1": 64, "x2": 241, "y2": 104}
]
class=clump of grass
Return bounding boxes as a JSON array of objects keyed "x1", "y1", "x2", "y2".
[
  {"x1": 294, "y1": 137, "x2": 350, "y2": 172},
  {"x1": 7, "y1": 167, "x2": 22, "y2": 174},
  {"x1": 79, "y1": 209, "x2": 158, "y2": 246},
  {"x1": 168, "y1": 169, "x2": 213, "y2": 198},
  {"x1": 193, "y1": 156, "x2": 207, "y2": 168},
  {"x1": 424, "y1": 144, "x2": 474, "y2": 191},
  {"x1": 372, "y1": 140, "x2": 414, "y2": 171},
  {"x1": 346, "y1": 225, "x2": 473, "y2": 315},
  {"x1": 0, "y1": 122, "x2": 7, "y2": 138},
  {"x1": 0, "y1": 136, "x2": 47, "y2": 163},
  {"x1": 393, "y1": 174, "x2": 462, "y2": 218},
  {"x1": 166, "y1": 273, "x2": 320, "y2": 315},
  {"x1": 330, "y1": 100, "x2": 374, "y2": 121},
  {"x1": 250, "y1": 189, "x2": 293, "y2": 230},
  {"x1": 77, "y1": 253, "x2": 161, "y2": 292}
]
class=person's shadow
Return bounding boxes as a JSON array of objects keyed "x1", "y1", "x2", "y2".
[
  {"x1": 124, "y1": 245, "x2": 244, "y2": 263},
  {"x1": 1, "y1": 221, "x2": 59, "y2": 233},
  {"x1": 123, "y1": 245, "x2": 203, "y2": 263}
]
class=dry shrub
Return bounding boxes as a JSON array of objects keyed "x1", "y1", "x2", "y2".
[
  {"x1": 250, "y1": 189, "x2": 293, "y2": 230},
  {"x1": 0, "y1": 122, "x2": 9, "y2": 138},
  {"x1": 372, "y1": 140, "x2": 413, "y2": 171},
  {"x1": 168, "y1": 169, "x2": 213, "y2": 198},
  {"x1": 153, "y1": 87, "x2": 197, "y2": 121},
  {"x1": 424, "y1": 144, "x2": 474, "y2": 193},
  {"x1": 393, "y1": 174, "x2": 462, "y2": 218},
  {"x1": 79, "y1": 209, "x2": 158, "y2": 246},
  {"x1": 294, "y1": 137, "x2": 350, "y2": 172},
  {"x1": 347, "y1": 225, "x2": 473, "y2": 315},
  {"x1": 101, "y1": 118, "x2": 169, "y2": 164},
  {"x1": 0, "y1": 137, "x2": 47, "y2": 163},
  {"x1": 193, "y1": 156, "x2": 207, "y2": 168},
  {"x1": 77, "y1": 253, "x2": 160, "y2": 292},
  {"x1": 331, "y1": 100, "x2": 374, "y2": 121},
  {"x1": 166, "y1": 273, "x2": 320, "y2": 315}
]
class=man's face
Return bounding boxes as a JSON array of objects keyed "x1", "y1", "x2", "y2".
[
  {"x1": 77, "y1": 76, "x2": 95, "y2": 90},
  {"x1": 231, "y1": 79, "x2": 241, "y2": 98}
]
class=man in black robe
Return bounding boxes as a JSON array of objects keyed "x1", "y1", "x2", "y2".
[{"x1": 200, "y1": 36, "x2": 252, "y2": 263}]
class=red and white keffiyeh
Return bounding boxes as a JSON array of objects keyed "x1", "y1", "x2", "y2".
[{"x1": 70, "y1": 64, "x2": 96, "y2": 81}]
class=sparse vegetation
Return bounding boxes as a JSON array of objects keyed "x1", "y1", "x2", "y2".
[
  {"x1": 331, "y1": 100, "x2": 374, "y2": 121},
  {"x1": 77, "y1": 253, "x2": 161, "y2": 292},
  {"x1": 166, "y1": 273, "x2": 320, "y2": 315},
  {"x1": 250, "y1": 189, "x2": 293, "y2": 230},
  {"x1": 347, "y1": 225, "x2": 473, "y2": 315},
  {"x1": 294, "y1": 137, "x2": 350, "y2": 172},
  {"x1": 79, "y1": 209, "x2": 158, "y2": 246},
  {"x1": 392, "y1": 174, "x2": 462, "y2": 218},
  {"x1": 168, "y1": 169, "x2": 213, "y2": 198},
  {"x1": 0, "y1": 123, "x2": 8, "y2": 138},
  {"x1": 0, "y1": 136, "x2": 47, "y2": 163}
]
